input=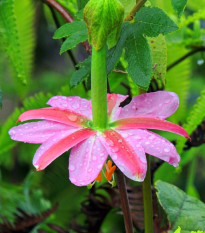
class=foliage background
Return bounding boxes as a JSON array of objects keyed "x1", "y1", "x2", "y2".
[{"x1": 0, "y1": 0, "x2": 205, "y2": 232}]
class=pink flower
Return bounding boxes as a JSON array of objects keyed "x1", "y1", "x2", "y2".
[{"x1": 9, "y1": 91, "x2": 189, "y2": 186}]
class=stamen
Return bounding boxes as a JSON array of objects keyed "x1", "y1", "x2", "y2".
[{"x1": 95, "y1": 172, "x2": 103, "y2": 182}]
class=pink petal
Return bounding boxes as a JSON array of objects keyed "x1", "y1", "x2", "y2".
[
  {"x1": 117, "y1": 129, "x2": 180, "y2": 167},
  {"x1": 33, "y1": 128, "x2": 96, "y2": 170},
  {"x1": 118, "y1": 91, "x2": 179, "y2": 120},
  {"x1": 69, "y1": 135, "x2": 108, "y2": 186},
  {"x1": 47, "y1": 96, "x2": 92, "y2": 119},
  {"x1": 18, "y1": 108, "x2": 90, "y2": 127},
  {"x1": 113, "y1": 117, "x2": 189, "y2": 138},
  {"x1": 107, "y1": 93, "x2": 128, "y2": 121},
  {"x1": 99, "y1": 130, "x2": 147, "y2": 182},
  {"x1": 9, "y1": 120, "x2": 75, "y2": 143}
]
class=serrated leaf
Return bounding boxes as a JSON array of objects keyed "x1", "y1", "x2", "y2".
[
  {"x1": 172, "y1": 0, "x2": 188, "y2": 17},
  {"x1": 134, "y1": 7, "x2": 178, "y2": 37},
  {"x1": 176, "y1": 88, "x2": 205, "y2": 154},
  {"x1": 107, "y1": 22, "x2": 131, "y2": 74},
  {"x1": 125, "y1": 33, "x2": 152, "y2": 89},
  {"x1": 60, "y1": 31, "x2": 88, "y2": 54},
  {"x1": 70, "y1": 57, "x2": 91, "y2": 87},
  {"x1": 0, "y1": 0, "x2": 35, "y2": 84},
  {"x1": 148, "y1": 35, "x2": 167, "y2": 86},
  {"x1": 53, "y1": 21, "x2": 87, "y2": 39},
  {"x1": 155, "y1": 181, "x2": 205, "y2": 233}
]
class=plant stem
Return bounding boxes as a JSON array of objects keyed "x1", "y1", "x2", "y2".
[
  {"x1": 116, "y1": 169, "x2": 134, "y2": 233},
  {"x1": 124, "y1": 0, "x2": 147, "y2": 21},
  {"x1": 91, "y1": 45, "x2": 107, "y2": 129},
  {"x1": 142, "y1": 155, "x2": 154, "y2": 233}
]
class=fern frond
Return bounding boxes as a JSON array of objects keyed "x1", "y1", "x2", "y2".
[
  {"x1": 176, "y1": 88, "x2": 205, "y2": 154},
  {"x1": 165, "y1": 45, "x2": 191, "y2": 123},
  {"x1": 0, "y1": 0, "x2": 35, "y2": 84}
]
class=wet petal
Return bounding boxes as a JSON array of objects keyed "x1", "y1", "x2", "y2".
[
  {"x1": 118, "y1": 91, "x2": 179, "y2": 120},
  {"x1": 33, "y1": 128, "x2": 96, "y2": 170},
  {"x1": 69, "y1": 135, "x2": 108, "y2": 186},
  {"x1": 117, "y1": 129, "x2": 180, "y2": 167},
  {"x1": 47, "y1": 96, "x2": 92, "y2": 119},
  {"x1": 18, "y1": 108, "x2": 90, "y2": 127},
  {"x1": 107, "y1": 93, "x2": 128, "y2": 121},
  {"x1": 113, "y1": 117, "x2": 189, "y2": 138},
  {"x1": 99, "y1": 130, "x2": 147, "y2": 182},
  {"x1": 9, "y1": 120, "x2": 76, "y2": 143}
]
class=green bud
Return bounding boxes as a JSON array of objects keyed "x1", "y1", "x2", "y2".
[{"x1": 83, "y1": 0, "x2": 124, "y2": 50}]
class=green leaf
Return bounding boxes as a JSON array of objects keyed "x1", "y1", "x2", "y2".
[
  {"x1": 107, "y1": 22, "x2": 131, "y2": 74},
  {"x1": 53, "y1": 21, "x2": 87, "y2": 39},
  {"x1": 155, "y1": 181, "x2": 205, "y2": 233},
  {"x1": 174, "y1": 227, "x2": 181, "y2": 233},
  {"x1": 0, "y1": 0, "x2": 35, "y2": 84},
  {"x1": 125, "y1": 34, "x2": 152, "y2": 89},
  {"x1": 134, "y1": 7, "x2": 178, "y2": 37},
  {"x1": 60, "y1": 30, "x2": 88, "y2": 54},
  {"x1": 70, "y1": 59, "x2": 91, "y2": 88},
  {"x1": 148, "y1": 34, "x2": 167, "y2": 86},
  {"x1": 171, "y1": 0, "x2": 188, "y2": 17}
]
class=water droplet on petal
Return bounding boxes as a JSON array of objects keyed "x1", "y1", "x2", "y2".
[
  {"x1": 118, "y1": 139, "x2": 122, "y2": 143},
  {"x1": 164, "y1": 148, "x2": 170, "y2": 153},
  {"x1": 92, "y1": 156, "x2": 97, "y2": 161},
  {"x1": 145, "y1": 141, "x2": 150, "y2": 145},
  {"x1": 70, "y1": 165, "x2": 75, "y2": 171},
  {"x1": 112, "y1": 147, "x2": 119, "y2": 153},
  {"x1": 134, "y1": 135, "x2": 142, "y2": 140},
  {"x1": 68, "y1": 115, "x2": 77, "y2": 122},
  {"x1": 97, "y1": 164, "x2": 102, "y2": 169}
]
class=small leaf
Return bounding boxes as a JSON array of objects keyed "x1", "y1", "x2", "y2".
[
  {"x1": 53, "y1": 21, "x2": 87, "y2": 39},
  {"x1": 172, "y1": 0, "x2": 188, "y2": 17},
  {"x1": 125, "y1": 33, "x2": 152, "y2": 89},
  {"x1": 155, "y1": 181, "x2": 205, "y2": 232},
  {"x1": 174, "y1": 227, "x2": 181, "y2": 233},
  {"x1": 60, "y1": 31, "x2": 88, "y2": 54},
  {"x1": 134, "y1": 7, "x2": 178, "y2": 37},
  {"x1": 70, "y1": 57, "x2": 91, "y2": 87}
]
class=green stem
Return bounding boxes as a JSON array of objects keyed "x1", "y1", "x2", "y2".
[
  {"x1": 91, "y1": 45, "x2": 107, "y2": 129},
  {"x1": 142, "y1": 155, "x2": 154, "y2": 233},
  {"x1": 124, "y1": 0, "x2": 147, "y2": 21}
]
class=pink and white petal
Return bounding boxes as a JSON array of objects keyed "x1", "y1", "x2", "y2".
[
  {"x1": 117, "y1": 129, "x2": 180, "y2": 167},
  {"x1": 69, "y1": 135, "x2": 108, "y2": 186},
  {"x1": 113, "y1": 117, "x2": 189, "y2": 138},
  {"x1": 9, "y1": 120, "x2": 76, "y2": 143},
  {"x1": 18, "y1": 108, "x2": 90, "y2": 127},
  {"x1": 118, "y1": 91, "x2": 179, "y2": 120},
  {"x1": 47, "y1": 96, "x2": 92, "y2": 119},
  {"x1": 107, "y1": 94, "x2": 128, "y2": 121},
  {"x1": 33, "y1": 128, "x2": 96, "y2": 170},
  {"x1": 99, "y1": 130, "x2": 147, "y2": 182}
]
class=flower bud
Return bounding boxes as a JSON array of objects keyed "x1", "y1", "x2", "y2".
[{"x1": 83, "y1": 0, "x2": 124, "y2": 50}]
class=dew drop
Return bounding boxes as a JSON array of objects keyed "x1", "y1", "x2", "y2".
[
  {"x1": 112, "y1": 147, "x2": 119, "y2": 153},
  {"x1": 70, "y1": 165, "x2": 75, "y2": 171},
  {"x1": 145, "y1": 141, "x2": 150, "y2": 145},
  {"x1": 88, "y1": 168, "x2": 92, "y2": 172},
  {"x1": 92, "y1": 156, "x2": 97, "y2": 161},
  {"x1": 164, "y1": 148, "x2": 170, "y2": 153},
  {"x1": 97, "y1": 164, "x2": 102, "y2": 169},
  {"x1": 68, "y1": 115, "x2": 77, "y2": 122},
  {"x1": 118, "y1": 139, "x2": 122, "y2": 143},
  {"x1": 134, "y1": 135, "x2": 142, "y2": 140}
]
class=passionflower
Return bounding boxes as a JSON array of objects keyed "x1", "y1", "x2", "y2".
[{"x1": 9, "y1": 91, "x2": 189, "y2": 186}]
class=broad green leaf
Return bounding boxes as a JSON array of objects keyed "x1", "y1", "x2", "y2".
[
  {"x1": 125, "y1": 34, "x2": 152, "y2": 89},
  {"x1": 171, "y1": 0, "x2": 187, "y2": 17},
  {"x1": 53, "y1": 21, "x2": 87, "y2": 39},
  {"x1": 134, "y1": 7, "x2": 178, "y2": 37},
  {"x1": 0, "y1": 0, "x2": 35, "y2": 85},
  {"x1": 107, "y1": 22, "x2": 131, "y2": 74},
  {"x1": 155, "y1": 181, "x2": 205, "y2": 233},
  {"x1": 148, "y1": 34, "x2": 167, "y2": 86},
  {"x1": 60, "y1": 31, "x2": 88, "y2": 54}
]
